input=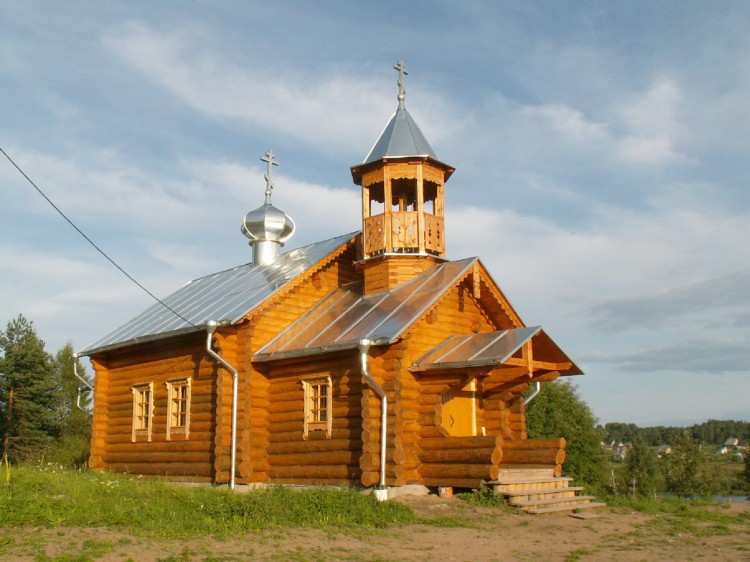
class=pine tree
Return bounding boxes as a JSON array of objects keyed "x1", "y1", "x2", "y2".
[
  {"x1": 0, "y1": 314, "x2": 58, "y2": 462},
  {"x1": 525, "y1": 380, "x2": 608, "y2": 489}
]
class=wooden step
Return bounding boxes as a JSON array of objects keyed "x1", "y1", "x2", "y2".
[
  {"x1": 497, "y1": 467, "x2": 556, "y2": 478},
  {"x1": 488, "y1": 476, "x2": 574, "y2": 486},
  {"x1": 526, "y1": 502, "x2": 607, "y2": 515},
  {"x1": 499, "y1": 486, "x2": 584, "y2": 498},
  {"x1": 512, "y1": 495, "x2": 596, "y2": 509}
]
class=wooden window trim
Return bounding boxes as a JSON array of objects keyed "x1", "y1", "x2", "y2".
[
  {"x1": 302, "y1": 376, "x2": 332, "y2": 439},
  {"x1": 165, "y1": 378, "x2": 191, "y2": 441},
  {"x1": 131, "y1": 382, "x2": 154, "y2": 443}
]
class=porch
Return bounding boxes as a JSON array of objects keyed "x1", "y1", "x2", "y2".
[{"x1": 417, "y1": 436, "x2": 603, "y2": 514}]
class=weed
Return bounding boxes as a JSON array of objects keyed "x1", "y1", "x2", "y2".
[
  {"x1": 565, "y1": 548, "x2": 594, "y2": 562},
  {"x1": 458, "y1": 487, "x2": 511, "y2": 509},
  {"x1": 157, "y1": 547, "x2": 195, "y2": 562}
]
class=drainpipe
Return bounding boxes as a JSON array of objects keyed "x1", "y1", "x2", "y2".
[
  {"x1": 72, "y1": 353, "x2": 94, "y2": 416},
  {"x1": 524, "y1": 381, "x2": 541, "y2": 406},
  {"x1": 358, "y1": 339, "x2": 388, "y2": 501},
  {"x1": 205, "y1": 320, "x2": 238, "y2": 491}
]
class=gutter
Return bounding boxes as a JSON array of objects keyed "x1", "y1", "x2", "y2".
[
  {"x1": 524, "y1": 381, "x2": 541, "y2": 406},
  {"x1": 72, "y1": 353, "x2": 94, "y2": 416},
  {"x1": 358, "y1": 339, "x2": 388, "y2": 501},
  {"x1": 205, "y1": 320, "x2": 239, "y2": 491}
]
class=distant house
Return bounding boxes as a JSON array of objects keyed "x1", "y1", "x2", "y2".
[
  {"x1": 611, "y1": 442, "x2": 629, "y2": 462},
  {"x1": 724, "y1": 437, "x2": 740, "y2": 448},
  {"x1": 657, "y1": 445, "x2": 672, "y2": 457}
]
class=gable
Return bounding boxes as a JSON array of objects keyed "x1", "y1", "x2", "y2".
[{"x1": 469, "y1": 260, "x2": 524, "y2": 329}]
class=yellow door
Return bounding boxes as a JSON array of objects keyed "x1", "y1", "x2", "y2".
[{"x1": 441, "y1": 378, "x2": 476, "y2": 437}]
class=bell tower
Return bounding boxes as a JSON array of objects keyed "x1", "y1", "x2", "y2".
[{"x1": 351, "y1": 61, "x2": 455, "y2": 294}]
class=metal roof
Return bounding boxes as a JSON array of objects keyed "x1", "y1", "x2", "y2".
[
  {"x1": 253, "y1": 257, "x2": 478, "y2": 361},
  {"x1": 80, "y1": 232, "x2": 357, "y2": 356},
  {"x1": 362, "y1": 106, "x2": 438, "y2": 165},
  {"x1": 410, "y1": 327, "x2": 582, "y2": 376}
]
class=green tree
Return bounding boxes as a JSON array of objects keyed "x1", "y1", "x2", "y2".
[
  {"x1": 662, "y1": 431, "x2": 703, "y2": 497},
  {"x1": 744, "y1": 452, "x2": 750, "y2": 498},
  {"x1": 48, "y1": 343, "x2": 92, "y2": 467},
  {"x1": 525, "y1": 380, "x2": 607, "y2": 489},
  {"x1": 0, "y1": 314, "x2": 58, "y2": 462},
  {"x1": 624, "y1": 435, "x2": 661, "y2": 497}
]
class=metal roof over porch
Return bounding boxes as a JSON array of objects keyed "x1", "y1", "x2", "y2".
[{"x1": 409, "y1": 326, "x2": 582, "y2": 376}]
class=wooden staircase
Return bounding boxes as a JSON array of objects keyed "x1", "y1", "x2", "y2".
[{"x1": 487, "y1": 467, "x2": 606, "y2": 514}]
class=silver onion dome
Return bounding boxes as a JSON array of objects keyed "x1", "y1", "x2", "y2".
[{"x1": 241, "y1": 150, "x2": 296, "y2": 266}]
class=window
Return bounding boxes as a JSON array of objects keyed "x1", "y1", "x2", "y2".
[
  {"x1": 165, "y1": 378, "x2": 191, "y2": 440},
  {"x1": 131, "y1": 383, "x2": 154, "y2": 442},
  {"x1": 302, "y1": 376, "x2": 332, "y2": 439}
]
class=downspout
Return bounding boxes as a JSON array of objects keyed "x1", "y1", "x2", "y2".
[
  {"x1": 358, "y1": 339, "x2": 388, "y2": 501},
  {"x1": 205, "y1": 320, "x2": 238, "y2": 491},
  {"x1": 72, "y1": 353, "x2": 94, "y2": 416},
  {"x1": 524, "y1": 381, "x2": 541, "y2": 406}
]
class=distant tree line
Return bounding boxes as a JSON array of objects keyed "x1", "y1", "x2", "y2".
[
  {"x1": 602, "y1": 419, "x2": 750, "y2": 447},
  {"x1": 527, "y1": 381, "x2": 750, "y2": 499},
  {"x1": 0, "y1": 314, "x2": 91, "y2": 467}
]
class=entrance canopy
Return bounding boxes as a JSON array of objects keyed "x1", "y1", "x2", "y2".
[{"x1": 410, "y1": 327, "x2": 582, "y2": 377}]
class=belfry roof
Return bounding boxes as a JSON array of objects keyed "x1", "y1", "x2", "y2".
[{"x1": 362, "y1": 105, "x2": 438, "y2": 165}]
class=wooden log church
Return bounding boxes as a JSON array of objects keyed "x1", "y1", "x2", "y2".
[{"x1": 80, "y1": 62, "x2": 590, "y2": 507}]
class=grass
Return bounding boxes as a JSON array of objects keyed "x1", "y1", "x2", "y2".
[
  {"x1": 606, "y1": 494, "x2": 750, "y2": 541},
  {"x1": 0, "y1": 464, "x2": 429, "y2": 538}
]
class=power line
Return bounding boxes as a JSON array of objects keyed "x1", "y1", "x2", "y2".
[{"x1": 1, "y1": 147, "x2": 197, "y2": 328}]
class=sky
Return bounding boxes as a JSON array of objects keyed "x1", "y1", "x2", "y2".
[{"x1": 2, "y1": 1, "x2": 749, "y2": 427}]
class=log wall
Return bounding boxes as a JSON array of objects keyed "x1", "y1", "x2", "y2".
[
  {"x1": 399, "y1": 280, "x2": 513, "y2": 486},
  {"x1": 264, "y1": 351, "x2": 364, "y2": 485},
  {"x1": 360, "y1": 254, "x2": 443, "y2": 294},
  {"x1": 359, "y1": 345, "x2": 402, "y2": 487},
  {"x1": 241, "y1": 244, "x2": 359, "y2": 484},
  {"x1": 89, "y1": 240, "x2": 360, "y2": 485},
  {"x1": 89, "y1": 332, "x2": 219, "y2": 481},
  {"x1": 500, "y1": 438, "x2": 567, "y2": 476}
]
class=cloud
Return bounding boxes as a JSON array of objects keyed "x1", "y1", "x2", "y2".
[
  {"x1": 101, "y1": 22, "x2": 461, "y2": 160},
  {"x1": 586, "y1": 269, "x2": 750, "y2": 332},
  {"x1": 580, "y1": 337, "x2": 749, "y2": 375},
  {"x1": 520, "y1": 104, "x2": 608, "y2": 143},
  {"x1": 614, "y1": 79, "x2": 686, "y2": 164}
]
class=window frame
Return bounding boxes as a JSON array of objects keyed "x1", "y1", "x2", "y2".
[
  {"x1": 165, "y1": 378, "x2": 191, "y2": 441},
  {"x1": 302, "y1": 376, "x2": 333, "y2": 439},
  {"x1": 131, "y1": 382, "x2": 154, "y2": 442}
]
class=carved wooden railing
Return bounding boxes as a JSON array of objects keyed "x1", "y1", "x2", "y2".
[{"x1": 363, "y1": 213, "x2": 444, "y2": 256}]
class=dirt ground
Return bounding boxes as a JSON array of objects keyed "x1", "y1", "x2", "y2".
[{"x1": 1, "y1": 496, "x2": 749, "y2": 562}]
